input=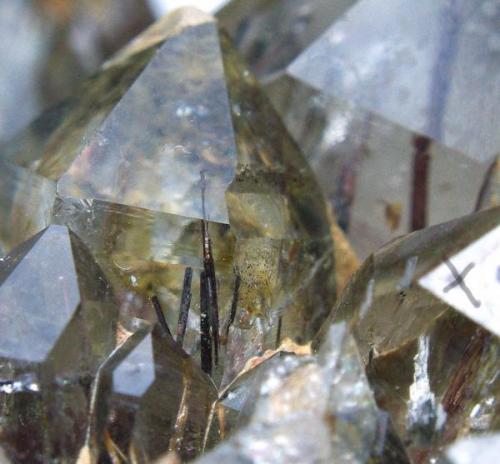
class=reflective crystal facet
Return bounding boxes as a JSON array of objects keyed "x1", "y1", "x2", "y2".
[
  {"x1": 0, "y1": 159, "x2": 55, "y2": 257},
  {"x1": 1, "y1": 8, "x2": 336, "y2": 386},
  {"x1": 197, "y1": 322, "x2": 409, "y2": 464},
  {"x1": 103, "y1": 324, "x2": 217, "y2": 462},
  {"x1": 0, "y1": 225, "x2": 117, "y2": 463},
  {"x1": 322, "y1": 207, "x2": 500, "y2": 461},
  {"x1": 220, "y1": 0, "x2": 494, "y2": 258},
  {"x1": 265, "y1": 61, "x2": 492, "y2": 258},
  {"x1": 290, "y1": 0, "x2": 500, "y2": 161},
  {"x1": 217, "y1": 0, "x2": 356, "y2": 79},
  {"x1": 0, "y1": 0, "x2": 153, "y2": 141}
]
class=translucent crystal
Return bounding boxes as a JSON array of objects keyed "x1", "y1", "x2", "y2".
[
  {"x1": 0, "y1": 225, "x2": 117, "y2": 463},
  {"x1": 476, "y1": 157, "x2": 499, "y2": 210},
  {"x1": 0, "y1": 159, "x2": 55, "y2": 256},
  {"x1": 217, "y1": 0, "x2": 356, "y2": 79},
  {"x1": 289, "y1": 0, "x2": 500, "y2": 161},
  {"x1": 265, "y1": 70, "x2": 492, "y2": 258},
  {"x1": 0, "y1": 0, "x2": 153, "y2": 141},
  {"x1": 1, "y1": 8, "x2": 336, "y2": 384},
  {"x1": 324, "y1": 207, "x2": 500, "y2": 461},
  {"x1": 197, "y1": 322, "x2": 409, "y2": 463},
  {"x1": 102, "y1": 324, "x2": 218, "y2": 462}
]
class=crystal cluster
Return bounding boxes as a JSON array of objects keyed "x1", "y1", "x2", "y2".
[
  {"x1": 219, "y1": 0, "x2": 498, "y2": 257},
  {"x1": 0, "y1": 2, "x2": 498, "y2": 464},
  {"x1": 318, "y1": 207, "x2": 500, "y2": 462}
]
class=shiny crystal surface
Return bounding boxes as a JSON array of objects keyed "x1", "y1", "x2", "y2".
[
  {"x1": 477, "y1": 157, "x2": 499, "y2": 210},
  {"x1": 0, "y1": 0, "x2": 153, "y2": 141},
  {"x1": 0, "y1": 4, "x2": 497, "y2": 464},
  {"x1": 265, "y1": 63, "x2": 492, "y2": 259},
  {"x1": 322, "y1": 207, "x2": 500, "y2": 461},
  {"x1": 0, "y1": 225, "x2": 117, "y2": 463},
  {"x1": 198, "y1": 322, "x2": 409, "y2": 464},
  {"x1": 290, "y1": 0, "x2": 500, "y2": 161},
  {"x1": 0, "y1": 8, "x2": 336, "y2": 386},
  {"x1": 217, "y1": 0, "x2": 356, "y2": 79},
  {"x1": 103, "y1": 324, "x2": 217, "y2": 462},
  {"x1": 0, "y1": 159, "x2": 55, "y2": 257}
]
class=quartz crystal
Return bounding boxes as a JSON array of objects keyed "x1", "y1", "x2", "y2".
[
  {"x1": 0, "y1": 0, "x2": 153, "y2": 141},
  {"x1": 102, "y1": 323, "x2": 217, "y2": 462},
  {"x1": 265, "y1": 75, "x2": 492, "y2": 257},
  {"x1": 0, "y1": 4, "x2": 497, "y2": 464},
  {"x1": 217, "y1": 0, "x2": 356, "y2": 79},
  {"x1": 320, "y1": 207, "x2": 500, "y2": 461},
  {"x1": 0, "y1": 225, "x2": 117, "y2": 463},
  {"x1": 289, "y1": 0, "x2": 500, "y2": 162},
  {"x1": 476, "y1": 157, "x2": 499, "y2": 210},
  {"x1": 0, "y1": 7, "x2": 336, "y2": 397},
  {"x1": 196, "y1": 322, "x2": 409, "y2": 464},
  {"x1": 221, "y1": 0, "x2": 494, "y2": 258},
  {"x1": 0, "y1": 160, "x2": 55, "y2": 257}
]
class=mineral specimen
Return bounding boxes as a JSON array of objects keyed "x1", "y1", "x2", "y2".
[
  {"x1": 0, "y1": 5, "x2": 336, "y2": 421},
  {"x1": 0, "y1": 225, "x2": 117, "y2": 463},
  {"x1": 102, "y1": 323, "x2": 217, "y2": 462},
  {"x1": 0, "y1": 0, "x2": 153, "y2": 141},
  {"x1": 288, "y1": 0, "x2": 500, "y2": 162},
  {"x1": 265, "y1": 74, "x2": 491, "y2": 257},
  {"x1": 0, "y1": 4, "x2": 497, "y2": 464},
  {"x1": 221, "y1": 0, "x2": 494, "y2": 258},
  {"x1": 217, "y1": 0, "x2": 356, "y2": 79},
  {"x1": 196, "y1": 322, "x2": 409, "y2": 464},
  {"x1": 320, "y1": 207, "x2": 500, "y2": 461}
]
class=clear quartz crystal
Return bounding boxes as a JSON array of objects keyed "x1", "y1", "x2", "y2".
[
  {"x1": 196, "y1": 322, "x2": 409, "y2": 464},
  {"x1": 289, "y1": 0, "x2": 500, "y2": 162},
  {"x1": 320, "y1": 207, "x2": 500, "y2": 461},
  {"x1": 0, "y1": 8, "x2": 339, "y2": 461}
]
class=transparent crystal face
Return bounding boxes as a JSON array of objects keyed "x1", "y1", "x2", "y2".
[
  {"x1": 217, "y1": 0, "x2": 357, "y2": 79},
  {"x1": 289, "y1": 0, "x2": 500, "y2": 162},
  {"x1": 0, "y1": 226, "x2": 80, "y2": 364},
  {"x1": 322, "y1": 208, "x2": 500, "y2": 462},
  {"x1": 265, "y1": 71, "x2": 492, "y2": 259},
  {"x1": 0, "y1": 8, "x2": 337, "y2": 462}
]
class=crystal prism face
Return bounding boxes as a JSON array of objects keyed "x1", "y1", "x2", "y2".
[
  {"x1": 289, "y1": 0, "x2": 500, "y2": 161},
  {"x1": 0, "y1": 225, "x2": 117, "y2": 463},
  {"x1": 0, "y1": 0, "x2": 153, "y2": 141},
  {"x1": 217, "y1": 0, "x2": 356, "y2": 79},
  {"x1": 198, "y1": 322, "x2": 409, "y2": 464},
  {"x1": 0, "y1": 160, "x2": 55, "y2": 257},
  {"x1": 324, "y1": 208, "x2": 500, "y2": 461},
  {"x1": 105, "y1": 325, "x2": 218, "y2": 462},
  {"x1": 1, "y1": 7, "x2": 336, "y2": 384},
  {"x1": 265, "y1": 74, "x2": 492, "y2": 257},
  {"x1": 477, "y1": 157, "x2": 499, "y2": 210},
  {"x1": 58, "y1": 20, "x2": 237, "y2": 223}
]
